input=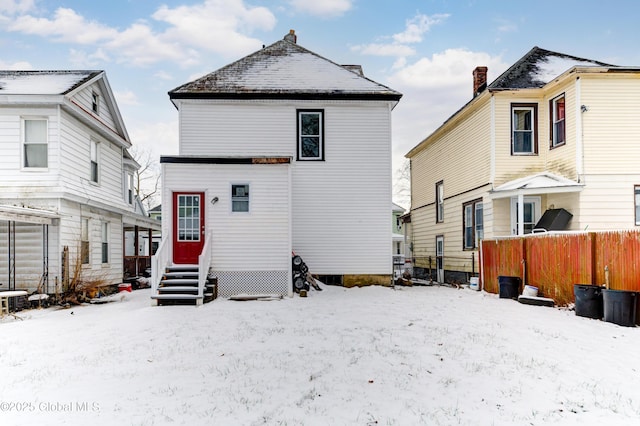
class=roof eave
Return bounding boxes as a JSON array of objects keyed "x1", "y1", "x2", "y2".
[{"x1": 168, "y1": 91, "x2": 402, "y2": 102}]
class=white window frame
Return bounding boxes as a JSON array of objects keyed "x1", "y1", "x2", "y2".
[
  {"x1": 101, "y1": 222, "x2": 109, "y2": 264},
  {"x1": 92, "y1": 92, "x2": 100, "y2": 114},
  {"x1": 551, "y1": 94, "x2": 566, "y2": 148},
  {"x1": 297, "y1": 110, "x2": 324, "y2": 161},
  {"x1": 127, "y1": 173, "x2": 134, "y2": 205},
  {"x1": 231, "y1": 183, "x2": 250, "y2": 213},
  {"x1": 81, "y1": 218, "x2": 90, "y2": 264},
  {"x1": 510, "y1": 196, "x2": 541, "y2": 235},
  {"x1": 463, "y1": 200, "x2": 483, "y2": 250},
  {"x1": 90, "y1": 139, "x2": 99, "y2": 183},
  {"x1": 436, "y1": 181, "x2": 444, "y2": 223},
  {"x1": 511, "y1": 104, "x2": 537, "y2": 155},
  {"x1": 22, "y1": 118, "x2": 48, "y2": 169}
]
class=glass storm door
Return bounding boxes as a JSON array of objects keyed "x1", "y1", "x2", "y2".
[
  {"x1": 436, "y1": 235, "x2": 444, "y2": 283},
  {"x1": 172, "y1": 192, "x2": 205, "y2": 264}
]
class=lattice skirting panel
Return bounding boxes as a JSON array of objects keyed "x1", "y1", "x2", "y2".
[{"x1": 214, "y1": 270, "x2": 290, "y2": 298}]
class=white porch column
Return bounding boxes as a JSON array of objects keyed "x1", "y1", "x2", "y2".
[{"x1": 517, "y1": 193, "x2": 524, "y2": 236}]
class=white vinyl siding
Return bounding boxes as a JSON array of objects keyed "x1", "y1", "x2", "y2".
[
  {"x1": 163, "y1": 162, "x2": 290, "y2": 272},
  {"x1": 23, "y1": 118, "x2": 48, "y2": 168},
  {"x1": 175, "y1": 99, "x2": 394, "y2": 276},
  {"x1": 76, "y1": 84, "x2": 117, "y2": 130}
]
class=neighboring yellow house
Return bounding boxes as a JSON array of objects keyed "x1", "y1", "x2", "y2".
[{"x1": 406, "y1": 46, "x2": 640, "y2": 283}]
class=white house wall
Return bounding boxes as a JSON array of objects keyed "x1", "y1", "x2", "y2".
[
  {"x1": 74, "y1": 84, "x2": 117, "y2": 131},
  {"x1": 175, "y1": 99, "x2": 394, "y2": 277},
  {"x1": 162, "y1": 162, "x2": 291, "y2": 296}
]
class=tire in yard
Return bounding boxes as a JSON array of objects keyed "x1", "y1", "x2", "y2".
[
  {"x1": 292, "y1": 255, "x2": 303, "y2": 271},
  {"x1": 300, "y1": 262, "x2": 309, "y2": 274},
  {"x1": 293, "y1": 275, "x2": 306, "y2": 291}
]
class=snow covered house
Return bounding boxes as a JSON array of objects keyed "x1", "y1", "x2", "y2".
[
  {"x1": 406, "y1": 46, "x2": 640, "y2": 283},
  {"x1": 0, "y1": 70, "x2": 160, "y2": 296},
  {"x1": 152, "y1": 31, "x2": 402, "y2": 303}
]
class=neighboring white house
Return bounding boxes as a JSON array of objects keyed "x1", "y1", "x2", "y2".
[
  {"x1": 153, "y1": 30, "x2": 402, "y2": 302},
  {"x1": 0, "y1": 70, "x2": 160, "y2": 296}
]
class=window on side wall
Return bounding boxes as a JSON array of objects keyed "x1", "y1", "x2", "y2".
[
  {"x1": 92, "y1": 92, "x2": 100, "y2": 114},
  {"x1": 127, "y1": 173, "x2": 134, "y2": 204},
  {"x1": 297, "y1": 110, "x2": 324, "y2": 160},
  {"x1": 511, "y1": 104, "x2": 538, "y2": 155},
  {"x1": 463, "y1": 199, "x2": 483, "y2": 250},
  {"x1": 23, "y1": 118, "x2": 48, "y2": 168},
  {"x1": 232, "y1": 184, "x2": 250, "y2": 212},
  {"x1": 90, "y1": 139, "x2": 99, "y2": 183},
  {"x1": 101, "y1": 222, "x2": 109, "y2": 264},
  {"x1": 635, "y1": 186, "x2": 640, "y2": 226},
  {"x1": 436, "y1": 181, "x2": 444, "y2": 223},
  {"x1": 551, "y1": 94, "x2": 565, "y2": 148},
  {"x1": 81, "y1": 218, "x2": 90, "y2": 264}
]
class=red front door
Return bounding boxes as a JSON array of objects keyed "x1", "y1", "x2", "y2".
[{"x1": 173, "y1": 192, "x2": 205, "y2": 264}]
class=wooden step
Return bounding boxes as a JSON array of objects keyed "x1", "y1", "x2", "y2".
[
  {"x1": 160, "y1": 279, "x2": 198, "y2": 286},
  {"x1": 158, "y1": 286, "x2": 199, "y2": 293},
  {"x1": 166, "y1": 265, "x2": 198, "y2": 272},
  {"x1": 151, "y1": 294, "x2": 203, "y2": 300},
  {"x1": 164, "y1": 271, "x2": 198, "y2": 279}
]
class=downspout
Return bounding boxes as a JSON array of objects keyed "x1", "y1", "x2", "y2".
[
  {"x1": 575, "y1": 76, "x2": 584, "y2": 179},
  {"x1": 517, "y1": 193, "x2": 524, "y2": 236},
  {"x1": 490, "y1": 95, "x2": 496, "y2": 183}
]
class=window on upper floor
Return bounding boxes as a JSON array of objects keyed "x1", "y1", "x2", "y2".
[
  {"x1": 92, "y1": 92, "x2": 100, "y2": 114},
  {"x1": 23, "y1": 118, "x2": 48, "y2": 168},
  {"x1": 297, "y1": 110, "x2": 324, "y2": 160},
  {"x1": 550, "y1": 94, "x2": 565, "y2": 148},
  {"x1": 436, "y1": 181, "x2": 444, "y2": 223},
  {"x1": 635, "y1": 186, "x2": 640, "y2": 226},
  {"x1": 231, "y1": 184, "x2": 250, "y2": 212},
  {"x1": 511, "y1": 103, "x2": 538, "y2": 155},
  {"x1": 126, "y1": 173, "x2": 134, "y2": 205},
  {"x1": 463, "y1": 199, "x2": 483, "y2": 250},
  {"x1": 90, "y1": 139, "x2": 99, "y2": 183}
]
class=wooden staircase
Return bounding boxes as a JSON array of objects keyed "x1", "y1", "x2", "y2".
[{"x1": 151, "y1": 265, "x2": 217, "y2": 306}]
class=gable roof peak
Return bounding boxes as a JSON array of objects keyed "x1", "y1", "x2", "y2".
[{"x1": 489, "y1": 46, "x2": 616, "y2": 90}]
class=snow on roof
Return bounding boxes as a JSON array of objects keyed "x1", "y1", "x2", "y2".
[
  {"x1": 0, "y1": 70, "x2": 100, "y2": 95},
  {"x1": 170, "y1": 33, "x2": 401, "y2": 100},
  {"x1": 489, "y1": 172, "x2": 584, "y2": 199},
  {"x1": 489, "y1": 47, "x2": 614, "y2": 90}
]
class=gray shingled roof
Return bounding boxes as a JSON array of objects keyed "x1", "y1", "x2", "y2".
[
  {"x1": 0, "y1": 70, "x2": 101, "y2": 95},
  {"x1": 489, "y1": 46, "x2": 615, "y2": 90},
  {"x1": 169, "y1": 33, "x2": 402, "y2": 101}
]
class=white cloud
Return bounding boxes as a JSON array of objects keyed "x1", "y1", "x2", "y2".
[
  {"x1": 4, "y1": 0, "x2": 277, "y2": 68},
  {"x1": 114, "y1": 90, "x2": 139, "y2": 106},
  {"x1": 0, "y1": 0, "x2": 34, "y2": 14},
  {"x1": 352, "y1": 13, "x2": 448, "y2": 61},
  {"x1": 392, "y1": 13, "x2": 449, "y2": 44},
  {"x1": 387, "y1": 48, "x2": 509, "y2": 167},
  {"x1": 287, "y1": 0, "x2": 352, "y2": 18},
  {"x1": 0, "y1": 59, "x2": 32, "y2": 69},
  {"x1": 68, "y1": 48, "x2": 110, "y2": 68},
  {"x1": 153, "y1": 71, "x2": 173, "y2": 81},
  {"x1": 9, "y1": 7, "x2": 118, "y2": 44},
  {"x1": 352, "y1": 43, "x2": 415, "y2": 58}
]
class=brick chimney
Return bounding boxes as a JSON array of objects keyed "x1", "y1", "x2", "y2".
[
  {"x1": 284, "y1": 29, "x2": 297, "y2": 44},
  {"x1": 473, "y1": 66, "x2": 488, "y2": 97}
]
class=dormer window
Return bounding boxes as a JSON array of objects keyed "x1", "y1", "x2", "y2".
[{"x1": 92, "y1": 92, "x2": 100, "y2": 114}]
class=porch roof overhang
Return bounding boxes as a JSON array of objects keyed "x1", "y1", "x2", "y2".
[
  {"x1": 123, "y1": 213, "x2": 162, "y2": 231},
  {"x1": 0, "y1": 205, "x2": 60, "y2": 225},
  {"x1": 487, "y1": 172, "x2": 584, "y2": 199},
  {"x1": 392, "y1": 232, "x2": 404, "y2": 242}
]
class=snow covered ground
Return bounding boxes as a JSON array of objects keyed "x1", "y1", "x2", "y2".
[{"x1": 1, "y1": 284, "x2": 639, "y2": 426}]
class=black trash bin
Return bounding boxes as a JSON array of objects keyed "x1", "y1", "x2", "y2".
[
  {"x1": 498, "y1": 276, "x2": 521, "y2": 299},
  {"x1": 574, "y1": 284, "x2": 603, "y2": 319},
  {"x1": 603, "y1": 289, "x2": 637, "y2": 327}
]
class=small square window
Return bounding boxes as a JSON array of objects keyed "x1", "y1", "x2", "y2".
[{"x1": 232, "y1": 184, "x2": 250, "y2": 212}]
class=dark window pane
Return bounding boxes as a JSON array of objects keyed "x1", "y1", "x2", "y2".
[
  {"x1": 302, "y1": 137, "x2": 320, "y2": 158},
  {"x1": 301, "y1": 114, "x2": 320, "y2": 135}
]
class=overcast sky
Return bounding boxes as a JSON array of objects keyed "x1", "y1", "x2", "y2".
[{"x1": 2, "y1": 0, "x2": 639, "y2": 206}]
